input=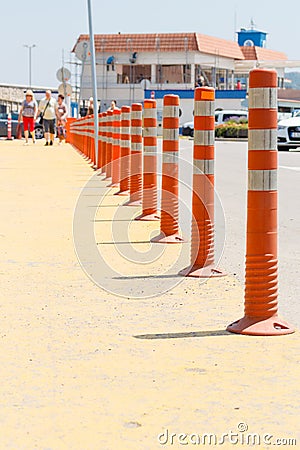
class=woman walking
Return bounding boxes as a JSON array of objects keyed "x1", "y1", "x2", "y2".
[
  {"x1": 56, "y1": 94, "x2": 68, "y2": 144},
  {"x1": 18, "y1": 90, "x2": 38, "y2": 145}
]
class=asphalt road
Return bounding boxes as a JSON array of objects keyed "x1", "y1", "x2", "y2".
[{"x1": 178, "y1": 139, "x2": 300, "y2": 329}]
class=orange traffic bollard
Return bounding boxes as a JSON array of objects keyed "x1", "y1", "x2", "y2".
[
  {"x1": 124, "y1": 103, "x2": 143, "y2": 206},
  {"x1": 152, "y1": 94, "x2": 184, "y2": 243},
  {"x1": 91, "y1": 115, "x2": 97, "y2": 168},
  {"x1": 227, "y1": 68, "x2": 295, "y2": 336},
  {"x1": 101, "y1": 112, "x2": 107, "y2": 175},
  {"x1": 104, "y1": 110, "x2": 113, "y2": 180},
  {"x1": 6, "y1": 113, "x2": 12, "y2": 140},
  {"x1": 116, "y1": 106, "x2": 131, "y2": 196},
  {"x1": 135, "y1": 99, "x2": 160, "y2": 221},
  {"x1": 86, "y1": 116, "x2": 92, "y2": 161},
  {"x1": 109, "y1": 108, "x2": 121, "y2": 187},
  {"x1": 180, "y1": 87, "x2": 226, "y2": 277},
  {"x1": 65, "y1": 117, "x2": 76, "y2": 144},
  {"x1": 82, "y1": 118, "x2": 88, "y2": 159},
  {"x1": 97, "y1": 113, "x2": 103, "y2": 171}
]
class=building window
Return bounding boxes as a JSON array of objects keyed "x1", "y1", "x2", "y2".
[
  {"x1": 121, "y1": 65, "x2": 151, "y2": 84},
  {"x1": 156, "y1": 65, "x2": 191, "y2": 84}
]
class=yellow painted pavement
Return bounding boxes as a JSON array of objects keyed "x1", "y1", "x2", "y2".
[{"x1": 0, "y1": 139, "x2": 299, "y2": 450}]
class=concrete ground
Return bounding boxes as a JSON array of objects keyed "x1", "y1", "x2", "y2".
[{"x1": 0, "y1": 139, "x2": 299, "y2": 450}]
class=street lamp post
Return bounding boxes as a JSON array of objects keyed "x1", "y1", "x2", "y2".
[
  {"x1": 24, "y1": 44, "x2": 36, "y2": 87},
  {"x1": 87, "y1": 0, "x2": 99, "y2": 168}
]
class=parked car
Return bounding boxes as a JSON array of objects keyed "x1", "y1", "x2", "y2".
[
  {"x1": 182, "y1": 121, "x2": 194, "y2": 137},
  {"x1": 182, "y1": 110, "x2": 248, "y2": 137},
  {"x1": 215, "y1": 109, "x2": 248, "y2": 126},
  {"x1": 0, "y1": 112, "x2": 44, "y2": 139},
  {"x1": 277, "y1": 111, "x2": 300, "y2": 150}
]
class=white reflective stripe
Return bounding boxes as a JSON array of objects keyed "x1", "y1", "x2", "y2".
[
  {"x1": 70, "y1": 130, "x2": 89, "y2": 137},
  {"x1": 131, "y1": 111, "x2": 142, "y2": 120},
  {"x1": 144, "y1": 145, "x2": 157, "y2": 153},
  {"x1": 248, "y1": 129, "x2": 278, "y2": 151},
  {"x1": 249, "y1": 87, "x2": 277, "y2": 109},
  {"x1": 248, "y1": 170, "x2": 277, "y2": 191},
  {"x1": 194, "y1": 130, "x2": 214, "y2": 146},
  {"x1": 121, "y1": 139, "x2": 131, "y2": 148},
  {"x1": 163, "y1": 105, "x2": 179, "y2": 118},
  {"x1": 163, "y1": 128, "x2": 179, "y2": 141},
  {"x1": 143, "y1": 126, "x2": 157, "y2": 137},
  {"x1": 131, "y1": 143, "x2": 143, "y2": 152},
  {"x1": 112, "y1": 139, "x2": 120, "y2": 145},
  {"x1": 144, "y1": 109, "x2": 157, "y2": 119},
  {"x1": 121, "y1": 127, "x2": 130, "y2": 135},
  {"x1": 194, "y1": 100, "x2": 215, "y2": 117},
  {"x1": 72, "y1": 131, "x2": 93, "y2": 138},
  {"x1": 193, "y1": 159, "x2": 214, "y2": 175},
  {"x1": 131, "y1": 126, "x2": 142, "y2": 136},
  {"x1": 121, "y1": 113, "x2": 131, "y2": 121},
  {"x1": 163, "y1": 151, "x2": 178, "y2": 163}
]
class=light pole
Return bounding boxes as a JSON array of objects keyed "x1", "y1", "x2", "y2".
[
  {"x1": 24, "y1": 44, "x2": 36, "y2": 87},
  {"x1": 87, "y1": 0, "x2": 99, "y2": 168}
]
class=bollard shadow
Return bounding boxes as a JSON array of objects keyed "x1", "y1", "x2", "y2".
[
  {"x1": 134, "y1": 329, "x2": 231, "y2": 340},
  {"x1": 113, "y1": 274, "x2": 181, "y2": 280},
  {"x1": 80, "y1": 186, "x2": 112, "y2": 189},
  {"x1": 84, "y1": 195, "x2": 122, "y2": 197},
  {"x1": 88, "y1": 205, "x2": 127, "y2": 208},
  {"x1": 93, "y1": 219, "x2": 134, "y2": 223},
  {"x1": 97, "y1": 241, "x2": 152, "y2": 245}
]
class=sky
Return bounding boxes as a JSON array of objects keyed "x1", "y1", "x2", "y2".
[{"x1": 1, "y1": 0, "x2": 300, "y2": 89}]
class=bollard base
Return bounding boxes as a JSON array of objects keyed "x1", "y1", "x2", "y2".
[
  {"x1": 151, "y1": 232, "x2": 186, "y2": 244},
  {"x1": 108, "y1": 182, "x2": 119, "y2": 188},
  {"x1": 114, "y1": 190, "x2": 129, "y2": 196},
  {"x1": 179, "y1": 264, "x2": 227, "y2": 278},
  {"x1": 135, "y1": 212, "x2": 160, "y2": 221},
  {"x1": 226, "y1": 315, "x2": 295, "y2": 336},
  {"x1": 123, "y1": 198, "x2": 142, "y2": 207}
]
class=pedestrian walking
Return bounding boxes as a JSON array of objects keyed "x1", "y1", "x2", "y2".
[
  {"x1": 56, "y1": 94, "x2": 68, "y2": 144},
  {"x1": 18, "y1": 90, "x2": 38, "y2": 145},
  {"x1": 87, "y1": 97, "x2": 94, "y2": 115},
  {"x1": 108, "y1": 100, "x2": 117, "y2": 111},
  {"x1": 38, "y1": 90, "x2": 57, "y2": 146}
]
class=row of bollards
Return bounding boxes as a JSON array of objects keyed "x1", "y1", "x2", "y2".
[{"x1": 69, "y1": 68, "x2": 294, "y2": 337}]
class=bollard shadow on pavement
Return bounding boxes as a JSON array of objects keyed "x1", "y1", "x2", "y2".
[{"x1": 134, "y1": 330, "x2": 231, "y2": 339}]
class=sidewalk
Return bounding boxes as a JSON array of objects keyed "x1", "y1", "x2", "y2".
[{"x1": 0, "y1": 140, "x2": 299, "y2": 450}]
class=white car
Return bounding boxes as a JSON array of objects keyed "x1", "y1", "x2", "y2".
[
  {"x1": 182, "y1": 110, "x2": 248, "y2": 137},
  {"x1": 277, "y1": 111, "x2": 300, "y2": 150},
  {"x1": 215, "y1": 109, "x2": 248, "y2": 126}
]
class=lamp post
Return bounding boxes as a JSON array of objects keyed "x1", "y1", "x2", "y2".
[
  {"x1": 24, "y1": 44, "x2": 36, "y2": 87},
  {"x1": 87, "y1": 0, "x2": 99, "y2": 168}
]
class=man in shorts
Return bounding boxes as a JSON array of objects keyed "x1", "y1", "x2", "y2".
[{"x1": 38, "y1": 90, "x2": 57, "y2": 146}]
